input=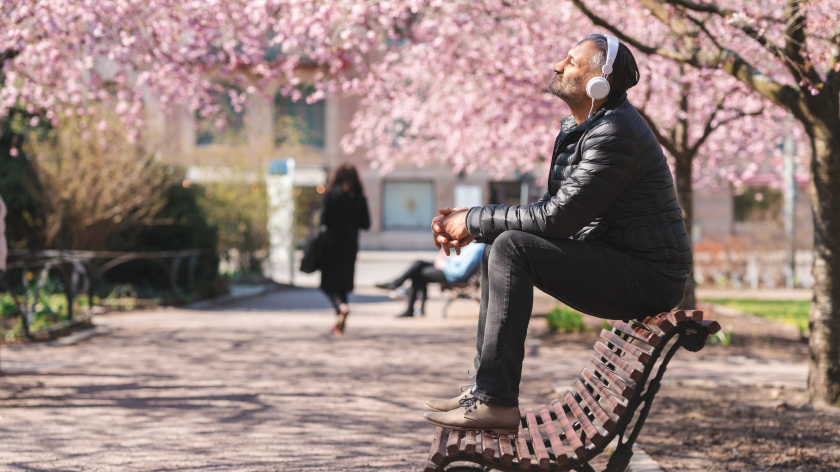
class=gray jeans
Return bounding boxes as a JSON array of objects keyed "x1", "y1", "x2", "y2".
[{"x1": 471, "y1": 231, "x2": 686, "y2": 407}]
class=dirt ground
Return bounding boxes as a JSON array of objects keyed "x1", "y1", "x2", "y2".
[
  {"x1": 640, "y1": 306, "x2": 840, "y2": 472},
  {"x1": 0, "y1": 286, "x2": 829, "y2": 471}
]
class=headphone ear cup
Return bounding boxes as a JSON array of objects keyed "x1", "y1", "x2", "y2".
[{"x1": 586, "y1": 77, "x2": 610, "y2": 100}]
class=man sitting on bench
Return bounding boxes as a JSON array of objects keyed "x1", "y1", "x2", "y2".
[
  {"x1": 422, "y1": 34, "x2": 692, "y2": 435},
  {"x1": 375, "y1": 243, "x2": 484, "y2": 317}
]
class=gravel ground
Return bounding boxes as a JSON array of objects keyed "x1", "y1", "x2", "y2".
[{"x1": 0, "y1": 286, "x2": 816, "y2": 471}]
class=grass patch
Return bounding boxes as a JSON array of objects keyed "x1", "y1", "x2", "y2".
[
  {"x1": 546, "y1": 306, "x2": 587, "y2": 333},
  {"x1": 703, "y1": 298, "x2": 809, "y2": 332}
]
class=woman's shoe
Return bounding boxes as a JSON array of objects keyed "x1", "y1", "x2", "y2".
[
  {"x1": 395, "y1": 310, "x2": 414, "y2": 318},
  {"x1": 375, "y1": 281, "x2": 399, "y2": 290}
]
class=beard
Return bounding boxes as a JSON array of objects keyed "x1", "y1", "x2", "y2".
[{"x1": 548, "y1": 73, "x2": 586, "y2": 105}]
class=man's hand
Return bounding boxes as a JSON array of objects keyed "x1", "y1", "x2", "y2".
[
  {"x1": 431, "y1": 208, "x2": 458, "y2": 253},
  {"x1": 430, "y1": 207, "x2": 475, "y2": 255}
]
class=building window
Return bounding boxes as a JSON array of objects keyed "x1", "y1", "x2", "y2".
[
  {"x1": 195, "y1": 87, "x2": 245, "y2": 146},
  {"x1": 275, "y1": 88, "x2": 325, "y2": 148},
  {"x1": 490, "y1": 181, "x2": 540, "y2": 206},
  {"x1": 383, "y1": 181, "x2": 434, "y2": 229},
  {"x1": 454, "y1": 184, "x2": 483, "y2": 208}
]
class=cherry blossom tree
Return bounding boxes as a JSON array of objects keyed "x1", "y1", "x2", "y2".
[
  {"x1": 570, "y1": 0, "x2": 840, "y2": 407},
  {"x1": 3, "y1": 0, "x2": 834, "y2": 403},
  {"x1": 0, "y1": 0, "x2": 419, "y2": 138}
]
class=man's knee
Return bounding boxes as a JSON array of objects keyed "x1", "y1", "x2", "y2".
[{"x1": 488, "y1": 231, "x2": 526, "y2": 262}]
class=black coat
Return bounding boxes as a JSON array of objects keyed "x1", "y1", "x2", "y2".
[
  {"x1": 465, "y1": 93, "x2": 692, "y2": 281},
  {"x1": 319, "y1": 185, "x2": 371, "y2": 294}
]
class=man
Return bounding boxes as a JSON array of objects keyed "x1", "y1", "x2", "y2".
[
  {"x1": 375, "y1": 243, "x2": 484, "y2": 317},
  {"x1": 422, "y1": 34, "x2": 691, "y2": 434}
]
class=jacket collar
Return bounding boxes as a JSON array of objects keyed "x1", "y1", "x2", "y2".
[
  {"x1": 571, "y1": 92, "x2": 628, "y2": 130},
  {"x1": 552, "y1": 93, "x2": 628, "y2": 162}
]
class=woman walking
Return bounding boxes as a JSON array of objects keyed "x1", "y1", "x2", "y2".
[{"x1": 320, "y1": 163, "x2": 370, "y2": 334}]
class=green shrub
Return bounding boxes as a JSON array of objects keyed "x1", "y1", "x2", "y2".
[
  {"x1": 1, "y1": 276, "x2": 76, "y2": 340},
  {"x1": 105, "y1": 179, "x2": 219, "y2": 297},
  {"x1": 703, "y1": 298, "x2": 809, "y2": 334},
  {"x1": 546, "y1": 306, "x2": 587, "y2": 333},
  {"x1": 709, "y1": 323, "x2": 735, "y2": 348}
]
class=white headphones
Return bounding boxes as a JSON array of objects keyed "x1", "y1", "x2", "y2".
[{"x1": 585, "y1": 34, "x2": 619, "y2": 101}]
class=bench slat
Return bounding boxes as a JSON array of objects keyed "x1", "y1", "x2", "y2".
[
  {"x1": 482, "y1": 431, "x2": 496, "y2": 460},
  {"x1": 446, "y1": 429, "x2": 461, "y2": 457},
  {"x1": 600, "y1": 329, "x2": 652, "y2": 365},
  {"x1": 423, "y1": 460, "x2": 438, "y2": 472},
  {"x1": 638, "y1": 316, "x2": 674, "y2": 335},
  {"x1": 581, "y1": 368, "x2": 627, "y2": 416},
  {"x1": 665, "y1": 310, "x2": 687, "y2": 324},
  {"x1": 428, "y1": 427, "x2": 447, "y2": 465},
  {"x1": 515, "y1": 423, "x2": 532, "y2": 469},
  {"x1": 589, "y1": 355, "x2": 636, "y2": 399},
  {"x1": 687, "y1": 310, "x2": 704, "y2": 321},
  {"x1": 538, "y1": 404, "x2": 569, "y2": 467},
  {"x1": 525, "y1": 408, "x2": 551, "y2": 469},
  {"x1": 551, "y1": 401, "x2": 586, "y2": 459},
  {"x1": 464, "y1": 430, "x2": 477, "y2": 455},
  {"x1": 702, "y1": 319, "x2": 721, "y2": 334},
  {"x1": 499, "y1": 434, "x2": 515, "y2": 466},
  {"x1": 574, "y1": 379, "x2": 616, "y2": 433},
  {"x1": 594, "y1": 342, "x2": 644, "y2": 382},
  {"x1": 562, "y1": 391, "x2": 604, "y2": 446},
  {"x1": 608, "y1": 320, "x2": 660, "y2": 347}
]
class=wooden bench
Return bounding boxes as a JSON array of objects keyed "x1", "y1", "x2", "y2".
[{"x1": 422, "y1": 309, "x2": 720, "y2": 472}]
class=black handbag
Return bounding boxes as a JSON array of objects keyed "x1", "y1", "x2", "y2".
[{"x1": 299, "y1": 228, "x2": 325, "y2": 273}]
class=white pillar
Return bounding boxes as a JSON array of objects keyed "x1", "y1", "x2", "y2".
[
  {"x1": 266, "y1": 159, "x2": 296, "y2": 284},
  {"x1": 782, "y1": 116, "x2": 797, "y2": 288}
]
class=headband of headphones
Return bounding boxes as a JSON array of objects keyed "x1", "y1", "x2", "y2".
[{"x1": 602, "y1": 34, "x2": 619, "y2": 76}]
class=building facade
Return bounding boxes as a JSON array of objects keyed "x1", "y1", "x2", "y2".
[{"x1": 147, "y1": 83, "x2": 813, "y2": 253}]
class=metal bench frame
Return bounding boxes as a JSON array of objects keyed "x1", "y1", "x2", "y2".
[
  {"x1": 438, "y1": 272, "x2": 480, "y2": 319},
  {"x1": 423, "y1": 310, "x2": 720, "y2": 472}
]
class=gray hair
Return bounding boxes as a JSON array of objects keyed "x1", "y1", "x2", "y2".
[
  {"x1": 575, "y1": 33, "x2": 641, "y2": 99},
  {"x1": 578, "y1": 33, "x2": 607, "y2": 73}
]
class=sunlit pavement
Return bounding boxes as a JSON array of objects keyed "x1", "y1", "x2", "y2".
[{"x1": 0, "y1": 257, "x2": 807, "y2": 471}]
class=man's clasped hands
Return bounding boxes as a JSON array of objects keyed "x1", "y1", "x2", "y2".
[{"x1": 431, "y1": 207, "x2": 476, "y2": 256}]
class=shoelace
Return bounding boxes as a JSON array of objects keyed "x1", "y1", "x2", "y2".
[
  {"x1": 460, "y1": 369, "x2": 477, "y2": 393},
  {"x1": 459, "y1": 395, "x2": 482, "y2": 412}
]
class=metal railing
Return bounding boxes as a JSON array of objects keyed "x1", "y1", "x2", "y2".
[{"x1": 1, "y1": 249, "x2": 204, "y2": 337}]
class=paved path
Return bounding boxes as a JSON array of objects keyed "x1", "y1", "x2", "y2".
[{"x1": 0, "y1": 283, "x2": 807, "y2": 471}]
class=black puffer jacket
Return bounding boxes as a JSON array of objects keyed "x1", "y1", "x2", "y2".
[{"x1": 465, "y1": 93, "x2": 692, "y2": 281}]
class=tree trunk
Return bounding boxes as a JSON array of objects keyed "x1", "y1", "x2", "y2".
[
  {"x1": 807, "y1": 124, "x2": 840, "y2": 406},
  {"x1": 673, "y1": 151, "x2": 696, "y2": 310}
]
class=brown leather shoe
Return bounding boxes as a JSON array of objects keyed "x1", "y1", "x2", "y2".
[
  {"x1": 424, "y1": 385, "x2": 476, "y2": 412},
  {"x1": 422, "y1": 398, "x2": 520, "y2": 435}
]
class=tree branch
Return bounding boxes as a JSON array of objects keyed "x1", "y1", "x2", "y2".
[
  {"x1": 570, "y1": 0, "x2": 693, "y2": 63},
  {"x1": 716, "y1": 49, "x2": 807, "y2": 118},
  {"x1": 571, "y1": 1, "x2": 807, "y2": 119},
  {"x1": 783, "y1": 0, "x2": 823, "y2": 89},
  {"x1": 665, "y1": 0, "x2": 733, "y2": 15},
  {"x1": 690, "y1": 106, "x2": 763, "y2": 154},
  {"x1": 668, "y1": 0, "x2": 820, "y2": 90},
  {"x1": 0, "y1": 49, "x2": 20, "y2": 70},
  {"x1": 664, "y1": 0, "x2": 783, "y2": 23}
]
